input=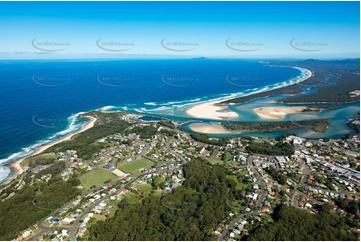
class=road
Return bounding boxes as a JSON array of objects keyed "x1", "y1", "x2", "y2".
[
  {"x1": 28, "y1": 163, "x2": 180, "y2": 241},
  {"x1": 219, "y1": 158, "x2": 267, "y2": 241}
]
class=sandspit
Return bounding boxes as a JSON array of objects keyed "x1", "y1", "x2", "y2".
[
  {"x1": 253, "y1": 106, "x2": 306, "y2": 120},
  {"x1": 186, "y1": 101, "x2": 239, "y2": 120},
  {"x1": 188, "y1": 123, "x2": 231, "y2": 134}
]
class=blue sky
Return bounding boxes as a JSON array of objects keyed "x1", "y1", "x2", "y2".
[{"x1": 0, "y1": 1, "x2": 359, "y2": 59}]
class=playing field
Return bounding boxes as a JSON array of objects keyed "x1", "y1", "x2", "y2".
[
  {"x1": 80, "y1": 169, "x2": 118, "y2": 190},
  {"x1": 118, "y1": 158, "x2": 154, "y2": 175}
]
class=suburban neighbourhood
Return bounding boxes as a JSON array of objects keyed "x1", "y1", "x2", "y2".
[{"x1": 0, "y1": 111, "x2": 359, "y2": 241}]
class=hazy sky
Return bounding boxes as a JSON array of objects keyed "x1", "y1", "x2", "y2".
[{"x1": 0, "y1": 1, "x2": 359, "y2": 59}]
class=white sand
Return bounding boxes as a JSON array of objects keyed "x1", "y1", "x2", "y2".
[
  {"x1": 186, "y1": 101, "x2": 239, "y2": 120},
  {"x1": 6, "y1": 115, "x2": 97, "y2": 184},
  {"x1": 185, "y1": 68, "x2": 312, "y2": 121},
  {"x1": 253, "y1": 106, "x2": 305, "y2": 120},
  {"x1": 188, "y1": 123, "x2": 231, "y2": 134}
]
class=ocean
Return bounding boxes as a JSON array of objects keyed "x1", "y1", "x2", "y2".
[{"x1": 0, "y1": 58, "x2": 355, "y2": 183}]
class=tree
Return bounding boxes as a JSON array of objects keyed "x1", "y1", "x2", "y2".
[{"x1": 88, "y1": 159, "x2": 236, "y2": 240}]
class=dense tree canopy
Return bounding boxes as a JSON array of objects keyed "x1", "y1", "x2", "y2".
[
  {"x1": 88, "y1": 159, "x2": 236, "y2": 240},
  {"x1": 246, "y1": 141, "x2": 294, "y2": 156},
  {"x1": 0, "y1": 177, "x2": 80, "y2": 240},
  {"x1": 47, "y1": 112, "x2": 131, "y2": 159},
  {"x1": 247, "y1": 205, "x2": 358, "y2": 241},
  {"x1": 190, "y1": 133, "x2": 229, "y2": 146}
]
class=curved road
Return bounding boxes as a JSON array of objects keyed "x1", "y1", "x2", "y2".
[{"x1": 219, "y1": 158, "x2": 267, "y2": 241}]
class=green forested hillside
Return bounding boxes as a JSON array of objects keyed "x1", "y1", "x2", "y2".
[
  {"x1": 88, "y1": 159, "x2": 235, "y2": 240},
  {"x1": 247, "y1": 205, "x2": 358, "y2": 241}
]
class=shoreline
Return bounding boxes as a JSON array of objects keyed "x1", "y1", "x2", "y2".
[
  {"x1": 185, "y1": 67, "x2": 313, "y2": 121},
  {"x1": 253, "y1": 106, "x2": 306, "y2": 120},
  {"x1": 188, "y1": 122, "x2": 232, "y2": 134},
  {"x1": 3, "y1": 115, "x2": 97, "y2": 185},
  {"x1": 1, "y1": 66, "x2": 313, "y2": 183},
  {"x1": 185, "y1": 100, "x2": 239, "y2": 120}
]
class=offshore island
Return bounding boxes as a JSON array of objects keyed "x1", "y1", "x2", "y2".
[{"x1": 0, "y1": 59, "x2": 359, "y2": 241}]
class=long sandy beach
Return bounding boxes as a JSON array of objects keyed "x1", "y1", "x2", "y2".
[
  {"x1": 186, "y1": 67, "x2": 312, "y2": 134},
  {"x1": 6, "y1": 115, "x2": 97, "y2": 184},
  {"x1": 185, "y1": 67, "x2": 312, "y2": 121}
]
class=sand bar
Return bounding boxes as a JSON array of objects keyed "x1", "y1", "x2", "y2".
[
  {"x1": 186, "y1": 101, "x2": 239, "y2": 120},
  {"x1": 188, "y1": 123, "x2": 231, "y2": 134},
  {"x1": 5, "y1": 115, "x2": 97, "y2": 184},
  {"x1": 185, "y1": 67, "x2": 312, "y2": 121},
  {"x1": 253, "y1": 106, "x2": 306, "y2": 120}
]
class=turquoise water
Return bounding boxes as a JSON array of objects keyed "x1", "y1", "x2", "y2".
[
  {"x1": 0, "y1": 59, "x2": 304, "y2": 183},
  {"x1": 0, "y1": 58, "x2": 358, "y2": 183},
  {"x1": 180, "y1": 100, "x2": 360, "y2": 139}
]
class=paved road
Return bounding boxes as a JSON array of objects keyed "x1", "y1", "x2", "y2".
[
  {"x1": 210, "y1": 147, "x2": 220, "y2": 159},
  {"x1": 28, "y1": 159, "x2": 182, "y2": 241},
  {"x1": 219, "y1": 211, "x2": 257, "y2": 241},
  {"x1": 290, "y1": 159, "x2": 310, "y2": 207},
  {"x1": 219, "y1": 158, "x2": 267, "y2": 241},
  {"x1": 248, "y1": 159, "x2": 267, "y2": 210}
]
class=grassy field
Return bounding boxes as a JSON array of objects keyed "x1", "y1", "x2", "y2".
[
  {"x1": 118, "y1": 158, "x2": 154, "y2": 176},
  {"x1": 80, "y1": 169, "x2": 118, "y2": 190},
  {"x1": 208, "y1": 158, "x2": 224, "y2": 165}
]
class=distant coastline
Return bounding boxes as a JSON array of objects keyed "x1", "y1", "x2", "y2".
[
  {"x1": 1, "y1": 65, "x2": 313, "y2": 185},
  {"x1": 3, "y1": 61, "x2": 357, "y2": 185}
]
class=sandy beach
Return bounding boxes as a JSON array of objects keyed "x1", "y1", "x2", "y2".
[
  {"x1": 6, "y1": 115, "x2": 97, "y2": 184},
  {"x1": 186, "y1": 101, "x2": 239, "y2": 120},
  {"x1": 185, "y1": 67, "x2": 312, "y2": 121},
  {"x1": 253, "y1": 106, "x2": 306, "y2": 120},
  {"x1": 188, "y1": 123, "x2": 231, "y2": 134}
]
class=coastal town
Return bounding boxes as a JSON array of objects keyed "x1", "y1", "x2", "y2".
[
  {"x1": 0, "y1": 111, "x2": 359, "y2": 241},
  {"x1": 0, "y1": 1, "x2": 359, "y2": 241}
]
